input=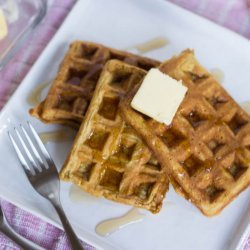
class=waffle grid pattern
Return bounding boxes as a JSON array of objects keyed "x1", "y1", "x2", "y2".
[
  {"x1": 120, "y1": 50, "x2": 250, "y2": 216},
  {"x1": 60, "y1": 60, "x2": 168, "y2": 213},
  {"x1": 29, "y1": 41, "x2": 160, "y2": 127}
]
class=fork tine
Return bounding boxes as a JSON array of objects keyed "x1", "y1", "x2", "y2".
[
  {"x1": 14, "y1": 127, "x2": 40, "y2": 174},
  {"x1": 8, "y1": 131, "x2": 33, "y2": 178},
  {"x1": 27, "y1": 122, "x2": 55, "y2": 168},
  {"x1": 20, "y1": 125, "x2": 45, "y2": 170}
]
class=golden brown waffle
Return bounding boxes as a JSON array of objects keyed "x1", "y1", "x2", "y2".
[
  {"x1": 29, "y1": 41, "x2": 160, "y2": 127},
  {"x1": 120, "y1": 50, "x2": 250, "y2": 216},
  {"x1": 60, "y1": 60, "x2": 169, "y2": 213}
]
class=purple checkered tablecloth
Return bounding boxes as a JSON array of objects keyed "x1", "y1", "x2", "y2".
[{"x1": 0, "y1": 0, "x2": 249, "y2": 249}]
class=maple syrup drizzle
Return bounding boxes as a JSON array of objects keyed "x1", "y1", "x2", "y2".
[
  {"x1": 27, "y1": 80, "x2": 51, "y2": 106},
  {"x1": 69, "y1": 185, "x2": 99, "y2": 203},
  {"x1": 127, "y1": 37, "x2": 169, "y2": 54},
  {"x1": 240, "y1": 101, "x2": 250, "y2": 115},
  {"x1": 39, "y1": 129, "x2": 73, "y2": 144},
  {"x1": 210, "y1": 68, "x2": 224, "y2": 84},
  {"x1": 95, "y1": 208, "x2": 145, "y2": 236}
]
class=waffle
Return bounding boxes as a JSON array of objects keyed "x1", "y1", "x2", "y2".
[
  {"x1": 60, "y1": 60, "x2": 169, "y2": 213},
  {"x1": 120, "y1": 50, "x2": 250, "y2": 216},
  {"x1": 29, "y1": 41, "x2": 160, "y2": 127}
]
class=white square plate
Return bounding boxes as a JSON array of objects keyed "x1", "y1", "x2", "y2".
[{"x1": 0, "y1": 0, "x2": 250, "y2": 249}]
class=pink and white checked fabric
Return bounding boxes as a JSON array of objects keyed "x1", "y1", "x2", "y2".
[{"x1": 0, "y1": 0, "x2": 249, "y2": 249}]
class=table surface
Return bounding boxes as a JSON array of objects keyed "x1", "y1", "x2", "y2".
[{"x1": 0, "y1": 0, "x2": 249, "y2": 249}]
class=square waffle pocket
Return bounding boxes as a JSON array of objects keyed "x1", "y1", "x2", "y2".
[
  {"x1": 60, "y1": 60, "x2": 169, "y2": 213},
  {"x1": 29, "y1": 41, "x2": 160, "y2": 127},
  {"x1": 120, "y1": 50, "x2": 250, "y2": 216}
]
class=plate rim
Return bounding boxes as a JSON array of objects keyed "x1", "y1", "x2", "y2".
[{"x1": 0, "y1": 0, "x2": 249, "y2": 249}]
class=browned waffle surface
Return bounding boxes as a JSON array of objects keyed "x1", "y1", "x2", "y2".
[
  {"x1": 29, "y1": 41, "x2": 160, "y2": 127},
  {"x1": 60, "y1": 60, "x2": 168, "y2": 213},
  {"x1": 120, "y1": 50, "x2": 250, "y2": 216}
]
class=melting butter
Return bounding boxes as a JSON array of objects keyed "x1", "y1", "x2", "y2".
[
  {"x1": 210, "y1": 68, "x2": 224, "y2": 84},
  {"x1": 69, "y1": 185, "x2": 99, "y2": 203},
  {"x1": 39, "y1": 129, "x2": 73, "y2": 144},
  {"x1": 128, "y1": 37, "x2": 169, "y2": 54},
  {"x1": 95, "y1": 208, "x2": 145, "y2": 237},
  {"x1": 27, "y1": 80, "x2": 51, "y2": 106},
  {"x1": 240, "y1": 101, "x2": 250, "y2": 115}
]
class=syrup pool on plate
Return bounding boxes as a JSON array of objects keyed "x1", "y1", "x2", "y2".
[
  {"x1": 27, "y1": 80, "x2": 51, "y2": 106},
  {"x1": 69, "y1": 186, "x2": 146, "y2": 236},
  {"x1": 240, "y1": 101, "x2": 250, "y2": 115},
  {"x1": 127, "y1": 37, "x2": 169, "y2": 54},
  {"x1": 69, "y1": 184, "x2": 100, "y2": 203},
  {"x1": 39, "y1": 129, "x2": 74, "y2": 144},
  {"x1": 95, "y1": 208, "x2": 145, "y2": 236},
  {"x1": 210, "y1": 68, "x2": 224, "y2": 84}
]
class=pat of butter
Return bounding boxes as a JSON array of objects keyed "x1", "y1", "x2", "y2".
[
  {"x1": 0, "y1": 9, "x2": 8, "y2": 40},
  {"x1": 131, "y1": 68, "x2": 187, "y2": 125}
]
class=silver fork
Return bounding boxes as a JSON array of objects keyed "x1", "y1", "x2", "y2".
[
  {"x1": 8, "y1": 122, "x2": 84, "y2": 250},
  {"x1": 0, "y1": 204, "x2": 45, "y2": 250}
]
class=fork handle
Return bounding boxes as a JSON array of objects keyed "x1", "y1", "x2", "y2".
[
  {"x1": 51, "y1": 202, "x2": 84, "y2": 250},
  {"x1": 1, "y1": 219, "x2": 45, "y2": 250}
]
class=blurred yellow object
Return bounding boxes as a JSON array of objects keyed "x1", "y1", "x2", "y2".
[{"x1": 0, "y1": 9, "x2": 8, "y2": 40}]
